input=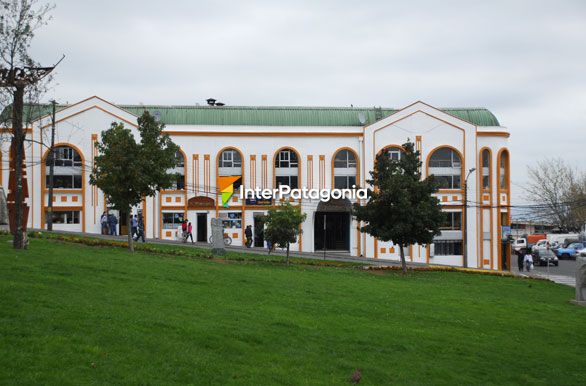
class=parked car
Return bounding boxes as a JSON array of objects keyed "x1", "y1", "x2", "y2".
[
  {"x1": 531, "y1": 239, "x2": 548, "y2": 253},
  {"x1": 554, "y1": 242, "x2": 584, "y2": 260},
  {"x1": 532, "y1": 249, "x2": 559, "y2": 266},
  {"x1": 532, "y1": 239, "x2": 560, "y2": 253},
  {"x1": 512, "y1": 238, "x2": 527, "y2": 252}
]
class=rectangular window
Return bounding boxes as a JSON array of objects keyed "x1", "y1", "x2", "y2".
[
  {"x1": 276, "y1": 175, "x2": 298, "y2": 189},
  {"x1": 433, "y1": 175, "x2": 461, "y2": 190},
  {"x1": 162, "y1": 212, "x2": 184, "y2": 229},
  {"x1": 53, "y1": 148, "x2": 82, "y2": 167},
  {"x1": 334, "y1": 176, "x2": 356, "y2": 190},
  {"x1": 388, "y1": 150, "x2": 401, "y2": 161},
  {"x1": 482, "y1": 175, "x2": 490, "y2": 190},
  {"x1": 45, "y1": 210, "x2": 80, "y2": 224},
  {"x1": 220, "y1": 212, "x2": 242, "y2": 229},
  {"x1": 440, "y1": 212, "x2": 462, "y2": 230},
  {"x1": 434, "y1": 240, "x2": 463, "y2": 256},
  {"x1": 170, "y1": 174, "x2": 185, "y2": 190},
  {"x1": 47, "y1": 174, "x2": 82, "y2": 189}
]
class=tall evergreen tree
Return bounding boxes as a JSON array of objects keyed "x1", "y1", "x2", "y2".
[
  {"x1": 90, "y1": 111, "x2": 179, "y2": 251},
  {"x1": 353, "y1": 141, "x2": 444, "y2": 273}
]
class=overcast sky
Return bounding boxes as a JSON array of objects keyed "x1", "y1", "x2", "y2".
[{"x1": 30, "y1": 0, "x2": 586, "y2": 206}]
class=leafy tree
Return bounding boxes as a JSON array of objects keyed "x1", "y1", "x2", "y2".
[
  {"x1": 90, "y1": 111, "x2": 179, "y2": 251},
  {"x1": 353, "y1": 141, "x2": 444, "y2": 274},
  {"x1": 264, "y1": 202, "x2": 307, "y2": 265}
]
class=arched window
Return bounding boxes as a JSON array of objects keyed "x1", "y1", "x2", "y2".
[
  {"x1": 171, "y1": 151, "x2": 185, "y2": 190},
  {"x1": 428, "y1": 147, "x2": 462, "y2": 190},
  {"x1": 275, "y1": 148, "x2": 299, "y2": 189},
  {"x1": 499, "y1": 150, "x2": 509, "y2": 190},
  {"x1": 45, "y1": 146, "x2": 82, "y2": 189},
  {"x1": 218, "y1": 148, "x2": 243, "y2": 190},
  {"x1": 333, "y1": 149, "x2": 357, "y2": 189},
  {"x1": 481, "y1": 149, "x2": 491, "y2": 190}
]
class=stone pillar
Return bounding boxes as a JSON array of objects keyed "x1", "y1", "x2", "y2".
[
  {"x1": 571, "y1": 255, "x2": 586, "y2": 307},
  {"x1": 0, "y1": 187, "x2": 8, "y2": 228},
  {"x1": 211, "y1": 218, "x2": 225, "y2": 255}
]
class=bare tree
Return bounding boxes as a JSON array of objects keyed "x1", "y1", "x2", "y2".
[
  {"x1": 0, "y1": 0, "x2": 55, "y2": 249},
  {"x1": 526, "y1": 158, "x2": 586, "y2": 232}
]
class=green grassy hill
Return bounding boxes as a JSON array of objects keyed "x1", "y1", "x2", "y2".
[{"x1": 1, "y1": 235, "x2": 585, "y2": 385}]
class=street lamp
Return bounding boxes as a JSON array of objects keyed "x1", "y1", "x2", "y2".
[{"x1": 463, "y1": 167, "x2": 476, "y2": 268}]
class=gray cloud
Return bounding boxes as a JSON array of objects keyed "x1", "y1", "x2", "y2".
[{"x1": 29, "y1": 0, "x2": 586, "y2": 204}]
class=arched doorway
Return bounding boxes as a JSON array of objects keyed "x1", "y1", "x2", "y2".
[{"x1": 314, "y1": 198, "x2": 351, "y2": 252}]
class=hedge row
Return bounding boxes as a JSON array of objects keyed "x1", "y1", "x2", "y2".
[{"x1": 25, "y1": 231, "x2": 360, "y2": 268}]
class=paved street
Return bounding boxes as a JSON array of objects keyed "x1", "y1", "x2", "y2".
[{"x1": 512, "y1": 259, "x2": 577, "y2": 287}]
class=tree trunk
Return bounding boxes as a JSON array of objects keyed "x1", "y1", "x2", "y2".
[
  {"x1": 127, "y1": 208, "x2": 134, "y2": 252},
  {"x1": 286, "y1": 242, "x2": 290, "y2": 266},
  {"x1": 399, "y1": 244, "x2": 407, "y2": 274},
  {"x1": 12, "y1": 85, "x2": 25, "y2": 249}
]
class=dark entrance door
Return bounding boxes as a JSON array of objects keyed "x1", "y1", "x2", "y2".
[
  {"x1": 119, "y1": 210, "x2": 128, "y2": 236},
  {"x1": 501, "y1": 241, "x2": 510, "y2": 271},
  {"x1": 314, "y1": 212, "x2": 350, "y2": 251},
  {"x1": 197, "y1": 213, "x2": 207, "y2": 242},
  {"x1": 253, "y1": 214, "x2": 265, "y2": 247}
]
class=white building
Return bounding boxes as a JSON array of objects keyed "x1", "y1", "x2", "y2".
[{"x1": 0, "y1": 96, "x2": 511, "y2": 270}]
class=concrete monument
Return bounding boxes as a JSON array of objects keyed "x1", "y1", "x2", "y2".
[
  {"x1": 0, "y1": 187, "x2": 8, "y2": 227},
  {"x1": 210, "y1": 218, "x2": 226, "y2": 255},
  {"x1": 571, "y1": 254, "x2": 586, "y2": 306}
]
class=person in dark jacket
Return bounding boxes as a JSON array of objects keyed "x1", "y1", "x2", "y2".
[
  {"x1": 245, "y1": 225, "x2": 253, "y2": 248},
  {"x1": 108, "y1": 213, "x2": 118, "y2": 236},
  {"x1": 134, "y1": 213, "x2": 145, "y2": 243},
  {"x1": 517, "y1": 248, "x2": 525, "y2": 272},
  {"x1": 131, "y1": 215, "x2": 138, "y2": 239}
]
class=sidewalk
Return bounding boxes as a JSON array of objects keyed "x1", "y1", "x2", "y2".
[
  {"x1": 512, "y1": 268, "x2": 576, "y2": 287},
  {"x1": 30, "y1": 229, "x2": 416, "y2": 268}
]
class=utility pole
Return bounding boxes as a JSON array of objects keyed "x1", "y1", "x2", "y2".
[
  {"x1": 46, "y1": 100, "x2": 57, "y2": 231},
  {"x1": 463, "y1": 168, "x2": 476, "y2": 268}
]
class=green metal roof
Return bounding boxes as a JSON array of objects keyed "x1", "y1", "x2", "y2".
[
  {"x1": 2, "y1": 103, "x2": 500, "y2": 127},
  {"x1": 117, "y1": 105, "x2": 500, "y2": 127}
]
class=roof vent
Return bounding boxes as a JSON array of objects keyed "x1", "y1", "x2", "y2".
[
  {"x1": 215, "y1": 102, "x2": 225, "y2": 107},
  {"x1": 206, "y1": 98, "x2": 216, "y2": 106}
]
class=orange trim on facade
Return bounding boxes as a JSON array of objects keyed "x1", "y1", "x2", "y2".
[
  {"x1": 261, "y1": 155, "x2": 267, "y2": 189},
  {"x1": 319, "y1": 155, "x2": 325, "y2": 190},
  {"x1": 307, "y1": 155, "x2": 313, "y2": 189},
  {"x1": 477, "y1": 131, "x2": 510, "y2": 138},
  {"x1": 40, "y1": 143, "x2": 86, "y2": 233}
]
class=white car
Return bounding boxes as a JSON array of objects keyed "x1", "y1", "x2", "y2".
[
  {"x1": 512, "y1": 238, "x2": 527, "y2": 252},
  {"x1": 578, "y1": 247, "x2": 586, "y2": 258}
]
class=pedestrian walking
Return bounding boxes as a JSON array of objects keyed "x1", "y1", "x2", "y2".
[
  {"x1": 185, "y1": 222, "x2": 194, "y2": 244},
  {"x1": 517, "y1": 249, "x2": 524, "y2": 272},
  {"x1": 524, "y1": 249, "x2": 533, "y2": 272},
  {"x1": 181, "y1": 220, "x2": 188, "y2": 242},
  {"x1": 134, "y1": 212, "x2": 145, "y2": 243},
  {"x1": 100, "y1": 212, "x2": 108, "y2": 235},
  {"x1": 108, "y1": 213, "x2": 118, "y2": 236},
  {"x1": 245, "y1": 225, "x2": 253, "y2": 248},
  {"x1": 131, "y1": 215, "x2": 138, "y2": 239}
]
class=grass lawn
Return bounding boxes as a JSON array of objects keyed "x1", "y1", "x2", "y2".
[{"x1": 1, "y1": 235, "x2": 585, "y2": 385}]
